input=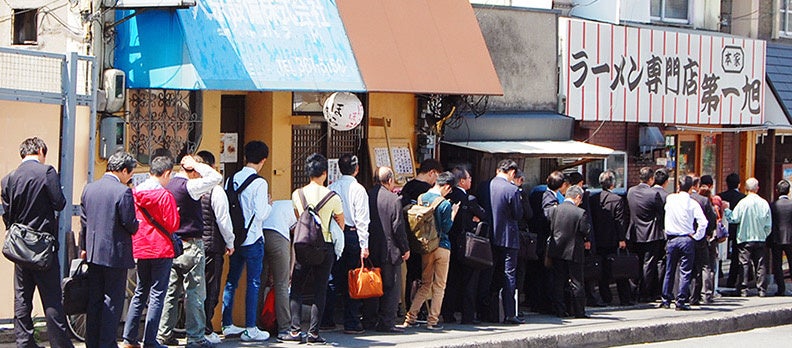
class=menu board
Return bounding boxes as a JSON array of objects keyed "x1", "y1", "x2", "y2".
[{"x1": 368, "y1": 138, "x2": 415, "y2": 181}]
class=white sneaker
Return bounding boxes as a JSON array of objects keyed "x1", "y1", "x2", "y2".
[
  {"x1": 241, "y1": 327, "x2": 270, "y2": 342},
  {"x1": 221, "y1": 324, "x2": 245, "y2": 336},
  {"x1": 204, "y1": 332, "x2": 222, "y2": 344}
]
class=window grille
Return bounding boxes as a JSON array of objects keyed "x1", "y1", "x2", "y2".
[{"x1": 128, "y1": 89, "x2": 202, "y2": 164}]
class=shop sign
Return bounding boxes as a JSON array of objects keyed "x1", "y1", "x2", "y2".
[{"x1": 560, "y1": 18, "x2": 765, "y2": 125}]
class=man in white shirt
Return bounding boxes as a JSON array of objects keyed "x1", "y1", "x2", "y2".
[
  {"x1": 260, "y1": 200, "x2": 297, "y2": 338},
  {"x1": 326, "y1": 154, "x2": 370, "y2": 333},
  {"x1": 221, "y1": 141, "x2": 272, "y2": 341},
  {"x1": 660, "y1": 176, "x2": 708, "y2": 311},
  {"x1": 195, "y1": 151, "x2": 235, "y2": 344}
]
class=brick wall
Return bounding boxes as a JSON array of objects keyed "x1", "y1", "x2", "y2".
[{"x1": 576, "y1": 121, "x2": 663, "y2": 187}]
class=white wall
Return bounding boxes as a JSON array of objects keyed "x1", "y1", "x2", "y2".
[{"x1": 0, "y1": 0, "x2": 88, "y2": 53}]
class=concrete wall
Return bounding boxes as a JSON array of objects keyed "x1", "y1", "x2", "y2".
[
  {"x1": 474, "y1": 7, "x2": 558, "y2": 112},
  {"x1": 0, "y1": 0, "x2": 87, "y2": 53}
]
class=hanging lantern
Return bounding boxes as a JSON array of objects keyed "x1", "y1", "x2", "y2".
[{"x1": 322, "y1": 92, "x2": 364, "y2": 131}]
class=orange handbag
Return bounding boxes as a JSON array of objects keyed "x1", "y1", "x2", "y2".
[{"x1": 348, "y1": 258, "x2": 384, "y2": 299}]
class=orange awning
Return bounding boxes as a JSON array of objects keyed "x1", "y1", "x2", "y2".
[{"x1": 336, "y1": 0, "x2": 503, "y2": 96}]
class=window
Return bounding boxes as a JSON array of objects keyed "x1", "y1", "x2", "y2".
[
  {"x1": 128, "y1": 89, "x2": 202, "y2": 164},
  {"x1": 585, "y1": 152, "x2": 628, "y2": 194},
  {"x1": 650, "y1": 0, "x2": 690, "y2": 24},
  {"x1": 12, "y1": 8, "x2": 38, "y2": 45},
  {"x1": 292, "y1": 92, "x2": 334, "y2": 115},
  {"x1": 781, "y1": 0, "x2": 792, "y2": 36}
]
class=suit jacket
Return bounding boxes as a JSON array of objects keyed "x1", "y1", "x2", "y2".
[
  {"x1": 691, "y1": 192, "x2": 718, "y2": 238},
  {"x1": 516, "y1": 187, "x2": 534, "y2": 232},
  {"x1": 548, "y1": 200, "x2": 591, "y2": 262},
  {"x1": 447, "y1": 186, "x2": 486, "y2": 237},
  {"x1": 542, "y1": 189, "x2": 560, "y2": 220},
  {"x1": 369, "y1": 185, "x2": 409, "y2": 266},
  {"x1": 80, "y1": 173, "x2": 138, "y2": 269},
  {"x1": 626, "y1": 183, "x2": 665, "y2": 242},
  {"x1": 771, "y1": 196, "x2": 792, "y2": 245},
  {"x1": 1, "y1": 160, "x2": 66, "y2": 234},
  {"x1": 489, "y1": 176, "x2": 523, "y2": 249},
  {"x1": 719, "y1": 189, "x2": 746, "y2": 240},
  {"x1": 590, "y1": 189, "x2": 627, "y2": 250}
]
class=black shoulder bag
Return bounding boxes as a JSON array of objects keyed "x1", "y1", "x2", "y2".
[
  {"x1": 2, "y1": 170, "x2": 57, "y2": 270},
  {"x1": 138, "y1": 205, "x2": 183, "y2": 258}
]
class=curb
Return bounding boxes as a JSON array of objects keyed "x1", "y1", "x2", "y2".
[{"x1": 423, "y1": 304, "x2": 792, "y2": 348}]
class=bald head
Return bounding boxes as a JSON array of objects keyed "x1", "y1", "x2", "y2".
[
  {"x1": 745, "y1": 177, "x2": 759, "y2": 192},
  {"x1": 376, "y1": 167, "x2": 394, "y2": 185}
]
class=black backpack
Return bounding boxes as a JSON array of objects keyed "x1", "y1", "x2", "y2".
[
  {"x1": 225, "y1": 173, "x2": 262, "y2": 248},
  {"x1": 293, "y1": 189, "x2": 337, "y2": 266}
]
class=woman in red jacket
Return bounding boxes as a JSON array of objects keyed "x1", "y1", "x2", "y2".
[{"x1": 123, "y1": 156, "x2": 181, "y2": 348}]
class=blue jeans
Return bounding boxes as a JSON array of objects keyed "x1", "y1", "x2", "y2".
[
  {"x1": 662, "y1": 235, "x2": 695, "y2": 305},
  {"x1": 124, "y1": 258, "x2": 173, "y2": 346},
  {"x1": 222, "y1": 237, "x2": 264, "y2": 328}
]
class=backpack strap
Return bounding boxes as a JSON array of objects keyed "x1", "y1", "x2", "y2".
[
  {"x1": 236, "y1": 173, "x2": 261, "y2": 194},
  {"x1": 315, "y1": 191, "x2": 338, "y2": 211},
  {"x1": 429, "y1": 196, "x2": 445, "y2": 209},
  {"x1": 298, "y1": 188, "x2": 309, "y2": 210}
]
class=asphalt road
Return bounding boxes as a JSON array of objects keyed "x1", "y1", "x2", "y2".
[{"x1": 617, "y1": 324, "x2": 792, "y2": 347}]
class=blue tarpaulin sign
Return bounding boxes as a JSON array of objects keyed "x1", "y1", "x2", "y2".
[{"x1": 115, "y1": 0, "x2": 365, "y2": 91}]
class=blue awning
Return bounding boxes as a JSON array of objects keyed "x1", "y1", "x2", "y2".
[{"x1": 114, "y1": 0, "x2": 365, "y2": 91}]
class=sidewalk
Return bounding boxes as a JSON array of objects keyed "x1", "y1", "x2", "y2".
[{"x1": 3, "y1": 296, "x2": 792, "y2": 347}]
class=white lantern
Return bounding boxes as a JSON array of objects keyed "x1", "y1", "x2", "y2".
[{"x1": 322, "y1": 92, "x2": 364, "y2": 131}]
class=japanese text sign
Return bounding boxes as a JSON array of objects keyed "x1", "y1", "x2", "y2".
[{"x1": 561, "y1": 18, "x2": 765, "y2": 125}]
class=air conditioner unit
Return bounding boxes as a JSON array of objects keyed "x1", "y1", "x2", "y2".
[{"x1": 106, "y1": 0, "x2": 196, "y2": 8}]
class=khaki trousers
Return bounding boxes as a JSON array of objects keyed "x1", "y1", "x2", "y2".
[{"x1": 405, "y1": 247, "x2": 450, "y2": 326}]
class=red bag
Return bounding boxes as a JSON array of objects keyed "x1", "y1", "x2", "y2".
[{"x1": 259, "y1": 288, "x2": 277, "y2": 335}]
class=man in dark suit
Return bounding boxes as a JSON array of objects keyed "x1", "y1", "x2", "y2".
[
  {"x1": 719, "y1": 173, "x2": 746, "y2": 288},
  {"x1": 547, "y1": 185, "x2": 591, "y2": 318},
  {"x1": 690, "y1": 177, "x2": 718, "y2": 305},
  {"x1": 1, "y1": 137, "x2": 73, "y2": 348},
  {"x1": 80, "y1": 151, "x2": 139, "y2": 348},
  {"x1": 362, "y1": 167, "x2": 411, "y2": 333},
  {"x1": 590, "y1": 171, "x2": 632, "y2": 306},
  {"x1": 442, "y1": 166, "x2": 487, "y2": 324},
  {"x1": 626, "y1": 167, "x2": 665, "y2": 302},
  {"x1": 771, "y1": 180, "x2": 792, "y2": 296},
  {"x1": 488, "y1": 159, "x2": 524, "y2": 324}
]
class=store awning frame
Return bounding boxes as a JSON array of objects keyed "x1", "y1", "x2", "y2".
[{"x1": 441, "y1": 140, "x2": 614, "y2": 158}]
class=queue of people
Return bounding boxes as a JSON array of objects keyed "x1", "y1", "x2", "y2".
[{"x1": 1, "y1": 136, "x2": 789, "y2": 348}]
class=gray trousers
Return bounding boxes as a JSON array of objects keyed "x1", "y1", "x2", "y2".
[
  {"x1": 260, "y1": 230, "x2": 292, "y2": 332},
  {"x1": 158, "y1": 239, "x2": 207, "y2": 343},
  {"x1": 738, "y1": 242, "x2": 768, "y2": 293},
  {"x1": 362, "y1": 261, "x2": 403, "y2": 329}
]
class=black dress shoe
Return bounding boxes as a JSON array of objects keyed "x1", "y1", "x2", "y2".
[
  {"x1": 657, "y1": 301, "x2": 671, "y2": 309},
  {"x1": 376, "y1": 326, "x2": 405, "y2": 334},
  {"x1": 504, "y1": 316, "x2": 526, "y2": 325},
  {"x1": 675, "y1": 303, "x2": 692, "y2": 311}
]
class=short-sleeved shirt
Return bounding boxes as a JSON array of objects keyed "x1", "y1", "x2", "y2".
[{"x1": 292, "y1": 181, "x2": 344, "y2": 242}]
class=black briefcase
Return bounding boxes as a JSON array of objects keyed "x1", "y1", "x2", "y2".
[
  {"x1": 2, "y1": 223, "x2": 57, "y2": 271},
  {"x1": 519, "y1": 231, "x2": 539, "y2": 261},
  {"x1": 584, "y1": 253, "x2": 602, "y2": 282},
  {"x1": 462, "y1": 222, "x2": 493, "y2": 269},
  {"x1": 62, "y1": 259, "x2": 90, "y2": 315},
  {"x1": 606, "y1": 249, "x2": 641, "y2": 280}
]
